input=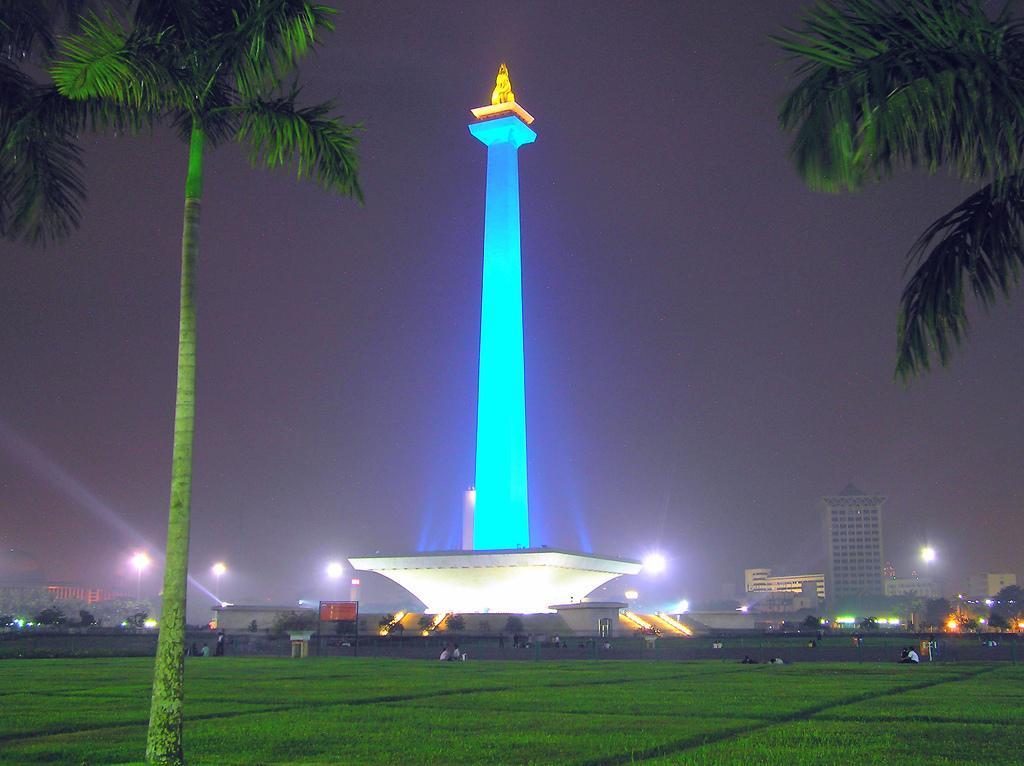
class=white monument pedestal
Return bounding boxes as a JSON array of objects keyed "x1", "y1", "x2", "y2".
[{"x1": 349, "y1": 548, "x2": 641, "y2": 614}]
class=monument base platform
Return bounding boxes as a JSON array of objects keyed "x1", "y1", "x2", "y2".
[{"x1": 349, "y1": 548, "x2": 642, "y2": 614}]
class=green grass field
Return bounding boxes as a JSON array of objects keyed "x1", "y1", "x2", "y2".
[{"x1": 0, "y1": 658, "x2": 1020, "y2": 765}]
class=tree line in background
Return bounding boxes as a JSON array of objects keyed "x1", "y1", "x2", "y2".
[{"x1": 0, "y1": 587, "x2": 153, "y2": 628}]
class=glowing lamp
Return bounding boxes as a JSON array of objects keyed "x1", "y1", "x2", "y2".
[
  {"x1": 212, "y1": 562, "x2": 226, "y2": 576},
  {"x1": 921, "y1": 547, "x2": 936, "y2": 563},
  {"x1": 131, "y1": 552, "x2": 151, "y2": 572},
  {"x1": 642, "y1": 553, "x2": 667, "y2": 575},
  {"x1": 326, "y1": 562, "x2": 344, "y2": 579}
]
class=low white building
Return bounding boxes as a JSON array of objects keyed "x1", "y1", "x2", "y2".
[
  {"x1": 745, "y1": 568, "x2": 826, "y2": 600},
  {"x1": 212, "y1": 604, "x2": 316, "y2": 632},
  {"x1": 963, "y1": 573, "x2": 1017, "y2": 599},
  {"x1": 884, "y1": 577, "x2": 938, "y2": 599}
]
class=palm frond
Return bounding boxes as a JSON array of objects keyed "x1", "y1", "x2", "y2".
[
  {"x1": 0, "y1": 1, "x2": 131, "y2": 59},
  {"x1": 218, "y1": 0, "x2": 335, "y2": 97},
  {"x1": 776, "y1": 0, "x2": 1024, "y2": 190},
  {"x1": 0, "y1": 57, "x2": 34, "y2": 131},
  {"x1": 896, "y1": 176, "x2": 1024, "y2": 379},
  {"x1": 0, "y1": 1, "x2": 55, "y2": 58},
  {"x1": 234, "y1": 90, "x2": 361, "y2": 199},
  {"x1": 0, "y1": 106, "x2": 86, "y2": 244},
  {"x1": 50, "y1": 13, "x2": 178, "y2": 109}
]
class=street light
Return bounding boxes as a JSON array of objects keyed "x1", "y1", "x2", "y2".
[
  {"x1": 130, "y1": 552, "x2": 150, "y2": 600},
  {"x1": 326, "y1": 562, "x2": 344, "y2": 579},
  {"x1": 642, "y1": 553, "x2": 667, "y2": 575},
  {"x1": 921, "y1": 546, "x2": 936, "y2": 564},
  {"x1": 212, "y1": 562, "x2": 226, "y2": 601}
]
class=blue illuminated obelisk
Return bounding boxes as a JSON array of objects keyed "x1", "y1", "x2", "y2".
[{"x1": 469, "y1": 66, "x2": 536, "y2": 550}]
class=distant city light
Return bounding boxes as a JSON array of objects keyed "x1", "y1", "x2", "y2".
[
  {"x1": 642, "y1": 553, "x2": 667, "y2": 575},
  {"x1": 985, "y1": 598, "x2": 994, "y2": 607},
  {"x1": 624, "y1": 589, "x2": 639, "y2": 600},
  {"x1": 946, "y1": 618, "x2": 959, "y2": 631},
  {"x1": 738, "y1": 605, "x2": 749, "y2": 613},
  {"x1": 326, "y1": 562, "x2": 344, "y2": 579},
  {"x1": 143, "y1": 619, "x2": 158, "y2": 629},
  {"x1": 921, "y1": 546, "x2": 936, "y2": 563}
]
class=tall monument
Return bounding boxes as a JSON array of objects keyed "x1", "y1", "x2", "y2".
[
  {"x1": 469, "y1": 63, "x2": 536, "y2": 550},
  {"x1": 348, "y1": 66, "x2": 641, "y2": 614}
]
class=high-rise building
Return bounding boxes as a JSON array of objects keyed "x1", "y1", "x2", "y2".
[
  {"x1": 824, "y1": 484, "x2": 885, "y2": 601},
  {"x1": 963, "y1": 572, "x2": 1017, "y2": 599},
  {"x1": 744, "y1": 568, "x2": 826, "y2": 599}
]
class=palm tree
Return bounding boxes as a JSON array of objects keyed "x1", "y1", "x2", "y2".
[
  {"x1": 0, "y1": 1, "x2": 131, "y2": 244},
  {"x1": 51, "y1": 4, "x2": 361, "y2": 763},
  {"x1": 776, "y1": 1, "x2": 1024, "y2": 379}
]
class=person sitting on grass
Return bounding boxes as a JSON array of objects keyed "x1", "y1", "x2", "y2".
[{"x1": 899, "y1": 646, "x2": 920, "y2": 664}]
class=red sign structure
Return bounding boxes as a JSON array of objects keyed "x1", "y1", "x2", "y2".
[{"x1": 319, "y1": 601, "x2": 358, "y2": 622}]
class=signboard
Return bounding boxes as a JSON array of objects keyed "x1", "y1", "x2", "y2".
[{"x1": 319, "y1": 600, "x2": 358, "y2": 622}]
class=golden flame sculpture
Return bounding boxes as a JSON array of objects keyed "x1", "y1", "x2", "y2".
[
  {"x1": 491, "y1": 62, "x2": 515, "y2": 105},
  {"x1": 470, "y1": 63, "x2": 534, "y2": 125}
]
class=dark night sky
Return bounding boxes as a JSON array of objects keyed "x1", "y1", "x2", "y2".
[{"x1": 1, "y1": 2, "x2": 1021, "y2": 616}]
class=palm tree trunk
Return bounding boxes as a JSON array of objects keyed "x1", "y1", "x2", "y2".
[{"x1": 146, "y1": 120, "x2": 204, "y2": 766}]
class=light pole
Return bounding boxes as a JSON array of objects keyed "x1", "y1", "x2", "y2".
[
  {"x1": 212, "y1": 562, "x2": 226, "y2": 602},
  {"x1": 131, "y1": 552, "x2": 150, "y2": 600}
]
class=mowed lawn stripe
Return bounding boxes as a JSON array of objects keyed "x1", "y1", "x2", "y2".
[
  {"x1": 673, "y1": 719, "x2": 1015, "y2": 765},
  {"x1": 575, "y1": 664, "x2": 995, "y2": 766},
  {"x1": 0, "y1": 659, "x2": 753, "y2": 745},
  {"x1": 3, "y1": 701, "x2": 763, "y2": 765},
  {"x1": 0, "y1": 659, "x2": 1005, "y2": 765},
  {"x1": 387, "y1": 665, "x2": 929, "y2": 721}
]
